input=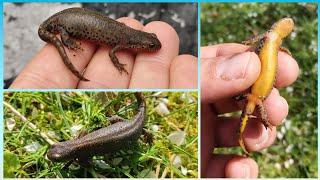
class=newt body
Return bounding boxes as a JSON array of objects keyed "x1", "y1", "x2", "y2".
[
  {"x1": 47, "y1": 92, "x2": 148, "y2": 162},
  {"x1": 38, "y1": 8, "x2": 162, "y2": 81},
  {"x1": 237, "y1": 18, "x2": 294, "y2": 155}
]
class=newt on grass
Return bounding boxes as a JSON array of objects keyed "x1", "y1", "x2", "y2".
[
  {"x1": 47, "y1": 92, "x2": 152, "y2": 163},
  {"x1": 38, "y1": 8, "x2": 162, "y2": 81},
  {"x1": 235, "y1": 18, "x2": 294, "y2": 155}
]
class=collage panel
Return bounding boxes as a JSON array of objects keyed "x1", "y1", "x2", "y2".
[
  {"x1": 3, "y1": 92, "x2": 198, "y2": 178},
  {"x1": 1, "y1": 1, "x2": 319, "y2": 179},
  {"x1": 4, "y1": 3, "x2": 198, "y2": 89},
  {"x1": 200, "y1": 3, "x2": 317, "y2": 178}
]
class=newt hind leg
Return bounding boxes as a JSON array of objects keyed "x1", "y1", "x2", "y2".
[
  {"x1": 109, "y1": 45, "x2": 129, "y2": 75},
  {"x1": 237, "y1": 93, "x2": 273, "y2": 156},
  {"x1": 256, "y1": 100, "x2": 273, "y2": 130},
  {"x1": 233, "y1": 93, "x2": 247, "y2": 101},
  {"x1": 142, "y1": 128, "x2": 153, "y2": 144},
  {"x1": 58, "y1": 26, "x2": 83, "y2": 51},
  {"x1": 38, "y1": 28, "x2": 89, "y2": 81}
]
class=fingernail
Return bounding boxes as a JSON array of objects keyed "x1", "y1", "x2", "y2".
[
  {"x1": 258, "y1": 125, "x2": 269, "y2": 145},
  {"x1": 215, "y1": 52, "x2": 251, "y2": 80},
  {"x1": 236, "y1": 163, "x2": 250, "y2": 178}
]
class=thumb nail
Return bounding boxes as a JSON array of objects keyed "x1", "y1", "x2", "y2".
[{"x1": 215, "y1": 52, "x2": 252, "y2": 80}]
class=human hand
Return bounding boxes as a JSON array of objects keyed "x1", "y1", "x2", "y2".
[
  {"x1": 10, "y1": 17, "x2": 197, "y2": 89},
  {"x1": 201, "y1": 43, "x2": 299, "y2": 177}
]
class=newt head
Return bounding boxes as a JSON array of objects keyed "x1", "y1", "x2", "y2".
[
  {"x1": 47, "y1": 143, "x2": 73, "y2": 162},
  {"x1": 127, "y1": 31, "x2": 162, "y2": 51},
  {"x1": 271, "y1": 17, "x2": 294, "y2": 39}
]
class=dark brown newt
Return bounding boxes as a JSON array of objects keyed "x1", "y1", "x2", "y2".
[
  {"x1": 47, "y1": 92, "x2": 150, "y2": 162},
  {"x1": 38, "y1": 8, "x2": 162, "y2": 81}
]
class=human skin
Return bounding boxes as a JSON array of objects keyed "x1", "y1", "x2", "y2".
[
  {"x1": 10, "y1": 17, "x2": 197, "y2": 89},
  {"x1": 201, "y1": 43, "x2": 299, "y2": 178}
]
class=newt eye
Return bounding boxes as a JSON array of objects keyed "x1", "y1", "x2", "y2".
[{"x1": 149, "y1": 43, "x2": 156, "y2": 49}]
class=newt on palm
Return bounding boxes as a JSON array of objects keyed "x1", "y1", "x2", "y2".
[{"x1": 38, "y1": 8, "x2": 162, "y2": 81}]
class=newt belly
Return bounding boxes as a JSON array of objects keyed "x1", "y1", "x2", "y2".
[{"x1": 237, "y1": 18, "x2": 294, "y2": 155}]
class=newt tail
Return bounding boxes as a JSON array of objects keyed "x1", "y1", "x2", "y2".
[
  {"x1": 38, "y1": 28, "x2": 89, "y2": 81},
  {"x1": 239, "y1": 112, "x2": 251, "y2": 156},
  {"x1": 237, "y1": 18, "x2": 294, "y2": 156}
]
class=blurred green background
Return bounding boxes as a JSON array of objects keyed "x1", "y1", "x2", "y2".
[{"x1": 201, "y1": 3, "x2": 317, "y2": 178}]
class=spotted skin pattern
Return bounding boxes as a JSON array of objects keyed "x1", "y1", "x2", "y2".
[
  {"x1": 39, "y1": 8, "x2": 162, "y2": 81},
  {"x1": 237, "y1": 18, "x2": 294, "y2": 155}
]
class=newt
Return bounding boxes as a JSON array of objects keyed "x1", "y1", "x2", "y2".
[
  {"x1": 235, "y1": 18, "x2": 294, "y2": 155},
  {"x1": 38, "y1": 8, "x2": 162, "y2": 81},
  {"x1": 47, "y1": 92, "x2": 151, "y2": 162}
]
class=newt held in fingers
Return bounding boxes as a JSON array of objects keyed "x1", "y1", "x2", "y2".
[
  {"x1": 235, "y1": 18, "x2": 294, "y2": 155},
  {"x1": 47, "y1": 92, "x2": 152, "y2": 163},
  {"x1": 38, "y1": 8, "x2": 162, "y2": 81}
]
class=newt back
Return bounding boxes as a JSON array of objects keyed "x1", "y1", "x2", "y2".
[
  {"x1": 47, "y1": 93, "x2": 147, "y2": 162},
  {"x1": 38, "y1": 8, "x2": 162, "y2": 80}
]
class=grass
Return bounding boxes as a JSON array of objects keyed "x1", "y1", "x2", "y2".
[
  {"x1": 3, "y1": 92, "x2": 198, "y2": 178},
  {"x1": 201, "y1": 3, "x2": 318, "y2": 178}
]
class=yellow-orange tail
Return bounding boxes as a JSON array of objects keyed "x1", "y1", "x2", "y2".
[{"x1": 239, "y1": 113, "x2": 251, "y2": 156}]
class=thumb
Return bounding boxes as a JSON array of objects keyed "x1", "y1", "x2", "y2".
[{"x1": 201, "y1": 52, "x2": 260, "y2": 102}]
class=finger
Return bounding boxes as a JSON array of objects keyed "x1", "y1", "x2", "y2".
[
  {"x1": 169, "y1": 54, "x2": 198, "y2": 89},
  {"x1": 215, "y1": 116, "x2": 277, "y2": 151},
  {"x1": 214, "y1": 87, "x2": 289, "y2": 119},
  {"x1": 201, "y1": 44, "x2": 299, "y2": 88},
  {"x1": 243, "y1": 117, "x2": 277, "y2": 152},
  {"x1": 201, "y1": 52, "x2": 261, "y2": 102},
  {"x1": 202, "y1": 154, "x2": 235, "y2": 178},
  {"x1": 10, "y1": 39, "x2": 96, "y2": 89},
  {"x1": 275, "y1": 51, "x2": 299, "y2": 87},
  {"x1": 129, "y1": 21, "x2": 179, "y2": 88},
  {"x1": 201, "y1": 103, "x2": 216, "y2": 177},
  {"x1": 201, "y1": 43, "x2": 252, "y2": 58},
  {"x1": 214, "y1": 89, "x2": 287, "y2": 148},
  {"x1": 225, "y1": 156, "x2": 259, "y2": 178},
  {"x1": 262, "y1": 88, "x2": 289, "y2": 126},
  {"x1": 78, "y1": 17, "x2": 143, "y2": 88},
  {"x1": 203, "y1": 155, "x2": 258, "y2": 178}
]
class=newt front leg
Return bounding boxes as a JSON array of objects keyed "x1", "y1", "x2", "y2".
[
  {"x1": 109, "y1": 45, "x2": 129, "y2": 75},
  {"x1": 237, "y1": 18, "x2": 294, "y2": 156}
]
